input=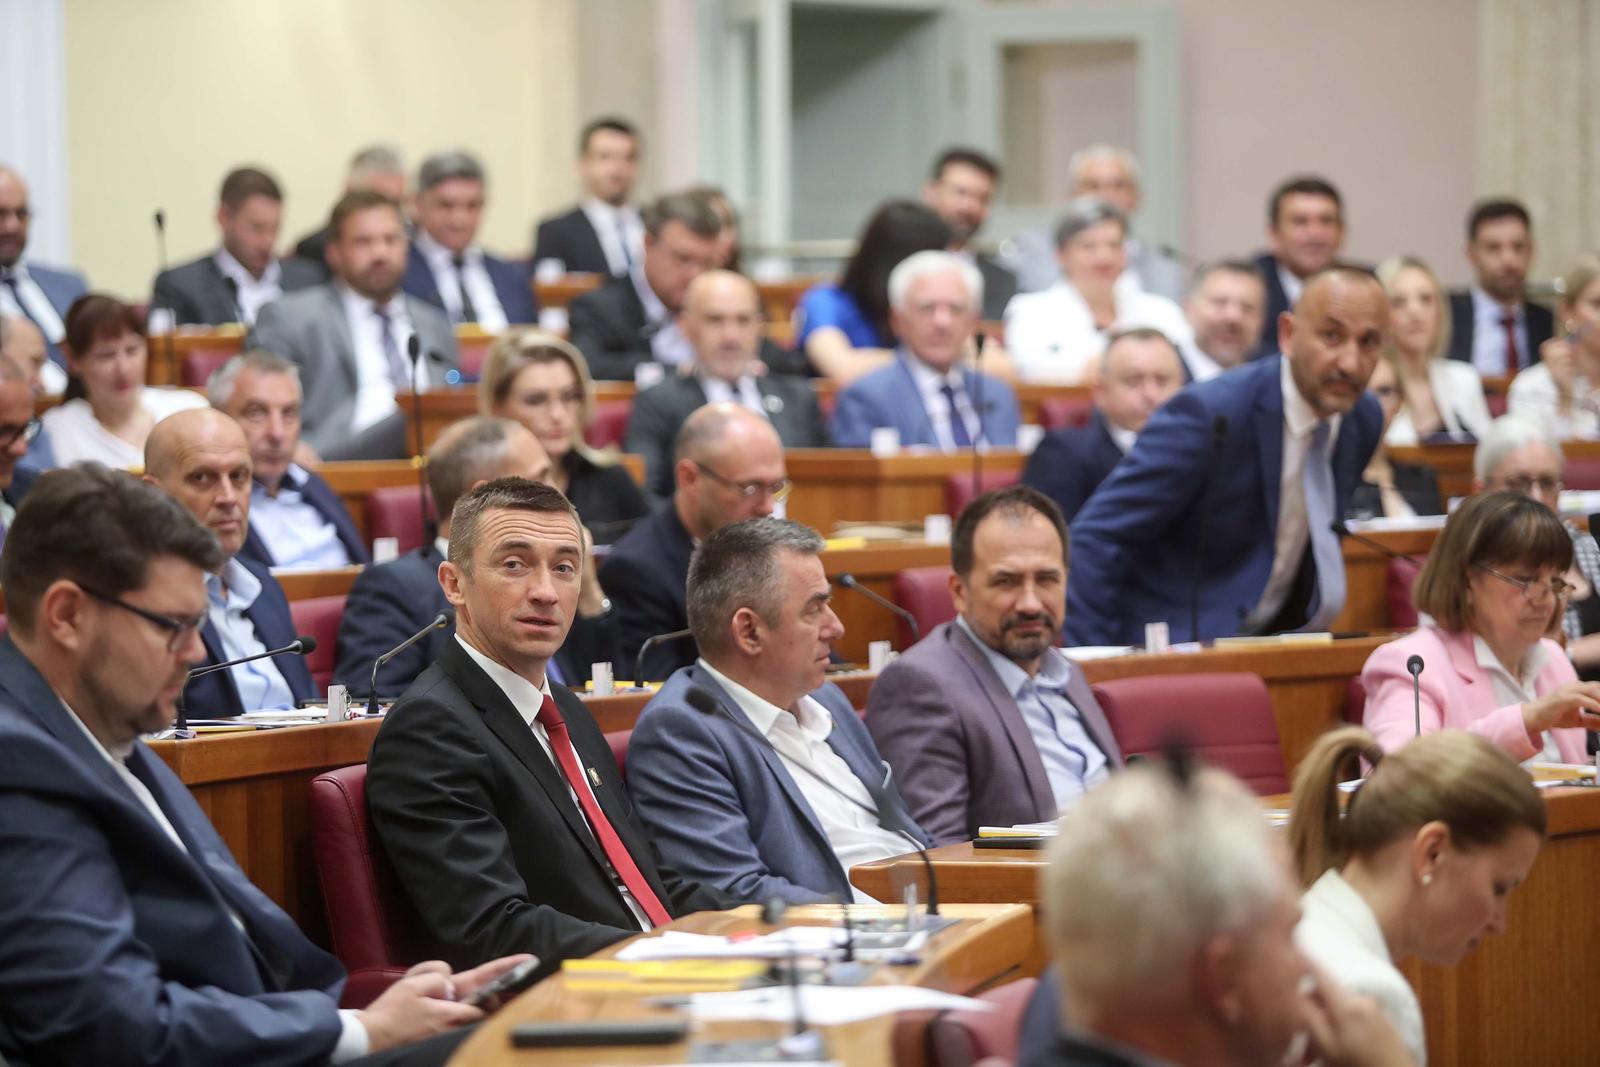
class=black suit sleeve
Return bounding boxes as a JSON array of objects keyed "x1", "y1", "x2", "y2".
[
  {"x1": 620, "y1": 390, "x2": 681, "y2": 500},
  {"x1": 1022, "y1": 433, "x2": 1093, "y2": 524},
  {"x1": 758, "y1": 337, "x2": 813, "y2": 378},
  {"x1": 600, "y1": 553, "x2": 687, "y2": 682},
  {"x1": 150, "y1": 268, "x2": 201, "y2": 327},
  {"x1": 555, "y1": 613, "x2": 619, "y2": 686},
  {"x1": 331, "y1": 567, "x2": 435, "y2": 698},
  {"x1": 567, "y1": 292, "x2": 649, "y2": 382}
]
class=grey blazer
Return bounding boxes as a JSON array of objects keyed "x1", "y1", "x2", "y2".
[
  {"x1": 151, "y1": 253, "x2": 323, "y2": 327},
  {"x1": 865, "y1": 621, "x2": 1124, "y2": 846},
  {"x1": 246, "y1": 285, "x2": 458, "y2": 459}
]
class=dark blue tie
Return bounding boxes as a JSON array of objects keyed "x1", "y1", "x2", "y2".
[{"x1": 941, "y1": 384, "x2": 973, "y2": 448}]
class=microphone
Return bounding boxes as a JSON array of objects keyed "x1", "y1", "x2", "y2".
[
  {"x1": 969, "y1": 329, "x2": 986, "y2": 497},
  {"x1": 684, "y1": 685, "x2": 939, "y2": 916},
  {"x1": 834, "y1": 573, "x2": 920, "y2": 647},
  {"x1": 1330, "y1": 521, "x2": 1426, "y2": 571},
  {"x1": 367, "y1": 611, "x2": 452, "y2": 715},
  {"x1": 151, "y1": 209, "x2": 178, "y2": 371},
  {"x1": 1189, "y1": 415, "x2": 1229, "y2": 642},
  {"x1": 176, "y1": 635, "x2": 319, "y2": 733},
  {"x1": 632, "y1": 628, "x2": 694, "y2": 688},
  {"x1": 405, "y1": 334, "x2": 432, "y2": 541},
  {"x1": 1407, "y1": 654, "x2": 1425, "y2": 739}
]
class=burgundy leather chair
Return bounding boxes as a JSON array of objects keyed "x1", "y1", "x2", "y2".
[
  {"x1": 1091, "y1": 672, "x2": 1290, "y2": 795},
  {"x1": 307, "y1": 765, "x2": 425, "y2": 1008},
  {"x1": 179, "y1": 348, "x2": 237, "y2": 388},
  {"x1": 606, "y1": 729, "x2": 631, "y2": 783},
  {"x1": 928, "y1": 977, "x2": 1039, "y2": 1067},
  {"x1": 1037, "y1": 395, "x2": 1094, "y2": 432},
  {"x1": 1387, "y1": 556, "x2": 1423, "y2": 628},
  {"x1": 288, "y1": 595, "x2": 344, "y2": 693},
  {"x1": 1566, "y1": 456, "x2": 1600, "y2": 491},
  {"x1": 892, "y1": 565, "x2": 956, "y2": 649},
  {"x1": 945, "y1": 469, "x2": 1021, "y2": 518},
  {"x1": 584, "y1": 400, "x2": 633, "y2": 449},
  {"x1": 364, "y1": 486, "x2": 437, "y2": 555}
]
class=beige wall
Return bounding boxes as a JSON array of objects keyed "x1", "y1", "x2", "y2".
[{"x1": 65, "y1": 0, "x2": 580, "y2": 298}]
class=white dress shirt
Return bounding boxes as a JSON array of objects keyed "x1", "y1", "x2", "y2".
[
  {"x1": 1179, "y1": 340, "x2": 1226, "y2": 383},
  {"x1": 414, "y1": 231, "x2": 507, "y2": 330},
  {"x1": 1385, "y1": 358, "x2": 1493, "y2": 445},
  {"x1": 213, "y1": 249, "x2": 283, "y2": 326},
  {"x1": 1106, "y1": 421, "x2": 1137, "y2": 454},
  {"x1": 699, "y1": 372, "x2": 767, "y2": 417},
  {"x1": 337, "y1": 286, "x2": 428, "y2": 433},
  {"x1": 206, "y1": 559, "x2": 297, "y2": 711},
  {"x1": 1277, "y1": 262, "x2": 1304, "y2": 310},
  {"x1": 1003, "y1": 280, "x2": 1193, "y2": 385},
  {"x1": 631, "y1": 267, "x2": 693, "y2": 368},
  {"x1": 249, "y1": 465, "x2": 356, "y2": 570},
  {"x1": 1470, "y1": 285, "x2": 1531, "y2": 377},
  {"x1": 902, "y1": 351, "x2": 981, "y2": 452},
  {"x1": 696, "y1": 660, "x2": 909, "y2": 903},
  {"x1": 0, "y1": 261, "x2": 66, "y2": 343},
  {"x1": 1474, "y1": 635, "x2": 1562, "y2": 763},
  {"x1": 579, "y1": 197, "x2": 644, "y2": 277},
  {"x1": 1507, "y1": 361, "x2": 1600, "y2": 440}
]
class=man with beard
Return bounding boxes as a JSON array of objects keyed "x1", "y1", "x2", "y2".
[
  {"x1": 921, "y1": 147, "x2": 1015, "y2": 320},
  {"x1": 866, "y1": 486, "x2": 1123, "y2": 846},
  {"x1": 1180, "y1": 260, "x2": 1267, "y2": 382},
  {"x1": 1249, "y1": 176, "x2": 1348, "y2": 361},
  {"x1": 248, "y1": 190, "x2": 458, "y2": 460},
  {"x1": 1447, "y1": 198, "x2": 1553, "y2": 374}
]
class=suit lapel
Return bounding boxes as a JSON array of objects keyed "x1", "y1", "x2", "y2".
[
  {"x1": 1062, "y1": 666, "x2": 1123, "y2": 767},
  {"x1": 1253, "y1": 359, "x2": 1286, "y2": 529},
  {"x1": 202, "y1": 257, "x2": 237, "y2": 322},
  {"x1": 945, "y1": 624, "x2": 1057, "y2": 819},
  {"x1": 323, "y1": 287, "x2": 360, "y2": 390}
]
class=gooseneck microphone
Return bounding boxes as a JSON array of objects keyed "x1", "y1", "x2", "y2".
[
  {"x1": 176, "y1": 635, "x2": 320, "y2": 733},
  {"x1": 151, "y1": 209, "x2": 178, "y2": 374},
  {"x1": 970, "y1": 329, "x2": 986, "y2": 498},
  {"x1": 834, "y1": 573, "x2": 920, "y2": 647},
  {"x1": 1407, "y1": 654, "x2": 1425, "y2": 739},
  {"x1": 632, "y1": 629, "x2": 694, "y2": 688},
  {"x1": 1330, "y1": 521, "x2": 1426, "y2": 571},
  {"x1": 1189, "y1": 415, "x2": 1229, "y2": 642},
  {"x1": 367, "y1": 611, "x2": 452, "y2": 715},
  {"x1": 405, "y1": 335, "x2": 432, "y2": 542}
]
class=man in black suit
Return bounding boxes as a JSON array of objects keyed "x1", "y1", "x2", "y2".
[
  {"x1": 403, "y1": 150, "x2": 537, "y2": 328},
  {"x1": 151, "y1": 167, "x2": 322, "y2": 328},
  {"x1": 922, "y1": 147, "x2": 1016, "y2": 321},
  {"x1": 292, "y1": 145, "x2": 408, "y2": 270},
  {"x1": 1448, "y1": 198, "x2": 1552, "y2": 375},
  {"x1": 367, "y1": 476, "x2": 732, "y2": 974},
  {"x1": 531, "y1": 116, "x2": 643, "y2": 277},
  {"x1": 602, "y1": 403, "x2": 787, "y2": 682},
  {"x1": 1249, "y1": 176, "x2": 1346, "y2": 361},
  {"x1": 1023, "y1": 327, "x2": 1185, "y2": 523},
  {"x1": 626, "y1": 270, "x2": 827, "y2": 498}
]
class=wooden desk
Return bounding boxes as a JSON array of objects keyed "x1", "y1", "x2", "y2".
[
  {"x1": 449, "y1": 903, "x2": 1034, "y2": 1066},
  {"x1": 1333, "y1": 527, "x2": 1435, "y2": 632},
  {"x1": 275, "y1": 567, "x2": 363, "y2": 601},
  {"x1": 784, "y1": 449, "x2": 1029, "y2": 533}
]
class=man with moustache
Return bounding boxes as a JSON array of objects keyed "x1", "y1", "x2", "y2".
[
  {"x1": 921, "y1": 147, "x2": 1016, "y2": 320},
  {"x1": 1249, "y1": 176, "x2": 1349, "y2": 360},
  {"x1": 1067, "y1": 266, "x2": 1388, "y2": 646},
  {"x1": 1448, "y1": 198, "x2": 1553, "y2": 373},
  {"x1": 1180, "y1": 260, "x2": 1267, "y2": 382}
]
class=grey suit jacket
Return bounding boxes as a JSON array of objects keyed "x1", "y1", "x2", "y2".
[
  {"x1": 151, "y1": 253, "x2": 322, "y2": 327},
  {"x1": 865, "y1": 621, "x2": 1124, "y2": 846},
  {"x1": 246, "y1": 285, "x2": 458, "y2": 459}
]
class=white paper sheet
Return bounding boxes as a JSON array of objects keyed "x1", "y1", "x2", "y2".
[{"x1": 683, "y1": 984, "x2": 992, "y2": 1025}]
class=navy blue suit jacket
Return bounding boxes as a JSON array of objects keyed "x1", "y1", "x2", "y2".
[
  {"x1": 830, "y1": 353, "x2": 1021, "y2": 449},
  {"x1": 237, "y1": 469, "x2": 370, "y2": 569},
  {"x1": 22, "y1": 262, "x2": 89, "y2": 368},
  {"x1": 0, "y1": 638, "x2": 347, "y2": 1065},
  {"x1": 599, "y1": 503, "x2": 697, "y2": 682},
  {"x1": 1021, "y1": 410, "x2": 1127, "y2": 524},
  {"x1": 629, "y1": 666, "x2": 928, "y2": 904},
  {"x1": 182, "y1": 556, "x2": 318, "y2": 716},
  {"x1": 1065, "y1": 355, "x2": 1382, "y2": 646},
  {"x1": 402, "y1": 244, "x2": 538, "y2": 326},
  {"x1": 1248, "y1": 252, "x2": 1292, "y2": 362}
]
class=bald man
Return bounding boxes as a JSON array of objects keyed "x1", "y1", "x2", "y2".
[
  {"x1": 0, "y1": 166, "x2": 89, "y2": 369},
  {"x1": 0, "y1": 356, "x2": 35, "y2": 540},
  {"x1": 144, "y1": 409, "x2": 316, "y2": 714},
  {"x1": 626, "y1": 270, "x2": 827, "y2": 498},
  {"x1": 602, "y1": 403, "x2": 789, "y2": 680},
  {"x1": 1067, "y1": 266, "x2": 1388, "y2": 646}
]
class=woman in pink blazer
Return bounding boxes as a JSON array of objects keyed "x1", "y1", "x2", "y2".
[{"x1": 1363, "y1": 490, "x2": 1600, "y2": 761}]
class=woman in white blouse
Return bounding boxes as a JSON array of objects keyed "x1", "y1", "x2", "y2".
[
  {"x1": 1289, "y1": 726, "x2": 1546, "y2": 1066},
  {"x1": 40, "y1": 294, "x2": 207, "y2": 470},
  {"x1": 1376, "y1": 256, "x2": 1491, "y2": 444},
  {"x1": 1001, "y1": 198, "x2": 1191, "y2": 385},
  {"x1": 1508, "y1": 255, "x2": 1600, "y2": 439}
]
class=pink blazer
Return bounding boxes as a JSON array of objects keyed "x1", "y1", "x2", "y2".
[{"x1": 1362, "y1": 627, "x2": 1586, "y2": 763}]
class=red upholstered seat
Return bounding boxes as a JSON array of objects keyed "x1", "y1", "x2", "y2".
[
  {"x1": 1038, "y1": 395, "x2": 1093, "y2": 431},
  {"x1": 945, "y1": 469, "x2": 1021, "y2": 518},
  {"x1": 585, "y1": 400, "x2": 633, "y2": 449},
  {"x1": 606, "y1": 729, "x2": 631, "y2": 782},
  {"x1": 307, "y1": 765, "x2": 425, "y2": 1008},
  {"x1": 288, "y1": 595, "x2": 344, "y2": 694},
  {"x1": 457, "y1": 336, "x2": 492, "y2": 380},
  {"x1": 1091, "y1": 672, "x2": 1290, "y2": 795},
  {"x1": 364, "y1": 485, "x2": 437, "y2": 555},
  {"x1": 928, "y1": 977, "x2": 1039, "y2": 1067},
  {"x1": 892, "y1": 565, "x2": 955, "y2": 649},
  {"x1": 1387, "y1": 556, "x2": 1423, "y2": 628},
  {"x1": 1486, "y1": 392, "x2": 1508, "y2": 418},
  {"x1": 1566, "y1": 456, "x2": 1600, "y2": 491},
  {"x1": 179, "y1": 348, "x2": 236, "y2": 388}
]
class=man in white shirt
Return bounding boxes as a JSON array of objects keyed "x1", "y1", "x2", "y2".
[
  {"x1": 1182, "y1": 260, "x2": 1268, "y2": 381},
  {"x1": 532, "y1": 117, "x2": 644, "y2": 278},
  {"x1": 0, "y1": 164, "x2": 88, "y2": 369},
  {"x1": 628, "y1": 517, "x2": 929, "y2": 903}
]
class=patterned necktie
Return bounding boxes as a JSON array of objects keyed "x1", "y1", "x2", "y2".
[
  {"x1": 1300, "y1": 420, "x2": 1346, "y2": 631},
  {"x1": 373, "y1": 304, "x2": 409, "y2": 385},
  {"x1": 940, "y1": 383, "x2": 973, "y2": 448},
  {"x1": 451, "y1": 256, "x2": 478, "y2": 324}
]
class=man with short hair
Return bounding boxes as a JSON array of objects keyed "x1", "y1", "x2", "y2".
[
  {"x1": 603, "y1": 403, "x2": 789, "y2": 681},
  {"x1": 403, "y1": 151, "x2": 537, "y2": 328},
  {"x1": 1448, "y1": 198, "x2": 1553, "y2": 374},
  {"x1": 248, "y1": 190, "x2": 459, "y2": 460},
  {"x1": 0, "y1": 355, "x2": 37, "y2": 533},
  {"x1": 1023, "y1": 328, "x2": 1185, "y2": 523},
  {"x1": 143, "y1": 409, "x2": 317, "y2": 714},
  {"x1": 830, "y1": 250, "x2": 1020, "y2": 450},
  {"x1": 1067, "y1": 266, "x2": 1388, "y2": 646},
  {"x1": 532, "y1": 117, "x2": 644, "y2": 277},
  {"x1": 1182, "y1": 259, "x2": 1268, "y2": 381},
  {"x1": 208, "y1": 350, "x2": 368, "y2": 569},
  {"x1": 151, "y1": 166, "x2": 323, "y2": 328},
  {"x1": 1250, "y1": 176, "x2": 1348, "y2": 360},
  {"x1": 626, "y1": 270, "x2": 828, "y2": 498},
  {"x1": 293, "y1": 144, "x2": 409, "y2": 269},
  {"x1": 922, "y1": 147, "x2": 1016, "y2": 320},
  {"x1": 0, "y1": 164, "x2": 88, "y2": 369}
]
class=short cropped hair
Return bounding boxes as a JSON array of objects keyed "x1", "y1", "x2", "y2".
[
  {"x1": 1268, "y1": 175, "x2": 1343, "y2": 227},
  {"x1": 1413, "y1": 490, "x2": 1573, "y2": 632},
  {"x1": 447, "y1": 476, "x2": 580, "y2": 575},
  {"x1": 580, "y1": 116, "x2": 639, "y2": 156},
  {"x1": 930, "y1": 147, "x2": 1001, "y2": 183},
  {"x1": 0, "y1": 464, "x2": 223, "y2": 633},
  {"x1": 207, "y1": 349, "x2": 300, "y2": 409},
  {"x1": 887, "y1": 250, "x2": 983, "y2": 315},
  {"x1": 1472, "y1": 414, "x2": 1563, "y2": 484},
  {"x1": 687, "y1": 517, "x2": 827, "y2": 657},
  {"x1": 1467, "y1": 198, "x2": 1532, "y2": 242},
  {"x1": 219, "y1": 167, "x2": 282, "y2": 210},
  {"x1": 1053, "y1": 197, "x2": 1126, "y2": 250},
  {"x1": 418, "y1": 150, "x2": 486, "y2": 193},
  {"x1": 427, "y1": 416, "x2": 525, "y2": 522},
  {"x1": 1066, "y1": 144, "x2": 1140, "y2": 190},
  {"x1": 1188, "y1": 258, "x2": 1265, "y2": 296},
  {"x1": 1102, "y1": 326, "x2": 1182, "y2": 367},
  {"x1": 642, "y1": 190, "x2": 722, "y2": 241},
  {"x1": 349, "y1": 145, "x2": 404, "y2": 180},
  {"x1": 329, "y1": 188, "x2": 402, "y2": 242},
  {"x1": 952, "y1": 485, "x2": 1069, "y2": 578}
]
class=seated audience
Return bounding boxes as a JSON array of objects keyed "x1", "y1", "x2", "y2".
[
  {"x1": 794, "y1": 200, "x2": 952, "y2": 381},
  {"x1": 367, "y1": 477, "x2": 733, "y2": 973},
  {"x1": 1347, "y1": 353, "x2": 1444, "y2": 520},
  {"x1": 1022, "y1": 327, "x2": 1184, "y2": 523},
  {"x1": 0, "y1": 164, "x2": 88, "y2": 369},
  {"x1": 208, "y1": 350, "x2": 369, "y2": 569},
  {"x1": 602, "y1": 403, "x2": 787, "y2": 681},
  {"x1": 1378, "y1": 255, "x2": 1491, "y2": 443},
  {"x1": 1067, "y1": 266, "x2": 1386, "y2": 645},
  {"x1": 532, "y1": 116, "x2": 643, "y2": 277},
  {"x1": 150, "y1": 166, "x2": 322, "y2": 328},
  {"x1": 921, "y1": 147, "x2": 1016, "y2": 319},
  {"x1": 1003, "y1": 198, "x2": 1191, "y2": 385},
  {"x1": 626, "y1": 270, "x2": 827, "y2": 499},
  {"x1": 1362, "y1": 490, "x2": 1600, "y2": 760},
  {"x1": 0, "y1": 355, "x2": 35, "y2": 527},
  {"x1": 1448, "y1": 198, "x2": 1552, "y2": 375},
  {"x1": 1290, "y1": 725, "x2": 1545, "y2": 1064},
  {"x1": 1508, "y1": 255, "x2": 1600, "y2": 438},
  {"x1": 831, "y1": 251, "x2": 1020, "y2": 450},
  {"x1": 630, "y1": 517, "x2": 927, "y2": 903},
  {"x1": 1251, "y1": 175, "x2": 1348, "y2": 360},
  {"x1": 143, "y1": 409, "x2": 317, "y2": 713},
  {"x1": 478, "y1": 328, "x2": 649, "y2": 540},
  {"x1": 292, "y1": 144, "x2": 408, "y2": 269},
  {"x1": 1180, "y1": 260, "x2": 1266, "y2": 381},
  {"x1": 249, "y1": 190, "x2": 459, "y2": 460},
  {"x1": 1, "y1": 314, "x2": 60, "y2": 472},
  {"x1": 0, "y1": 464, "x2": 523, "y2": 1066},
  {"x1": 869, "y1": 487, "x2": 1123, "y2": 846},
  {"x1": 40, "y1": 294, "x2": 207, "y2": 470},
  {"x1": 403, "y1": 150, "x2": 536, "y2": 328},
  {"x1": 687, "y1": 185, "x2": 742, "y2": 272}
]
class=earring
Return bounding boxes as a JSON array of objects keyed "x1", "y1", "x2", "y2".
[{"x1": 1421, "y1": 873, "x2": 1434, "y2": 886}]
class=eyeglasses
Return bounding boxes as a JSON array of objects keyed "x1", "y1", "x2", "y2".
[
  {"x1": 693, "y1": 461, "x2": 793, "y2": 502},
  {"x1": 80, "y1": 586, "x2": 206, "y2": 652},
  {"x1": 1474, "y1": 565, "x2": 1573, "y2": 604},
  {"x1": 1496, "y1": 475, "x2": 1563, "y2": 496},
  {"x1": 0, "y1": 418, "x2": 40, "y2": 450}
]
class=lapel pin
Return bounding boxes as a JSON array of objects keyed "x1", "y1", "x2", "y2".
[
  {"x1": 588, "y1": 766, "x2": 601, "y2": 788},
  {"x1": 764, "y1": 393, "x2": 785, "y2": 414}
]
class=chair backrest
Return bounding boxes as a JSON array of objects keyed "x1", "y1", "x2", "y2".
[
  {"x1": 364, "y1": 485, "x2": 437, "y2": 555},
  {"x1": 1566, "y1": 456, "x2": 1600, "y2": 491},
  {"x1": 1090, "y1": 672, "x2": 1290, "y2": 795},
  {"x1": 1038, "y1": 395, "x2": 1094, "y2": 432},
  {"x1": 945, "y1": 469, "x2": 1021, "y2": 519},
  {"x1": 1387, "y1": 556, "x2": 1422, "y2": 628},
  {"x1": 927, "y1": 977, "x2": 1040, "y2": 1067},
  {"x1": 307, "y1": 765, "x2": 425, "y2": 1007},
  {"x1": 179, "y1": 348, "x2": 235, "y2": 388},
  {"x1": 288, "y1": 595, "x2": 344, "y2": 693},
  {"x1": 892, "y1": 565, "x2": 956, "y2": 649},
  {"x1": 606, "y1": 729, "x2": 631, "y2": 782},
  {"x1": 585, "y1": 400, "x2": 633, "y2": 449}
]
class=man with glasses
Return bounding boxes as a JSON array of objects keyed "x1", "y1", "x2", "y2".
[
  {"x1": 0, "y1": 355, "x2": 39, "y2": 536},
  {"x1": 0, "y1": 165, "x2": 89, "y2": 370},
  {"x1": 602, "y1": 402, "x2": 789, "y2": 681}
]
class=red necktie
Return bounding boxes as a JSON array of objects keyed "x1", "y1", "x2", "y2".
[
  {"x1": 535, "y1": 695, "x2": 672, "y2": 926},
  {"x1": 1501, "y1": 313, "x2": 1521, "y2": 375}
]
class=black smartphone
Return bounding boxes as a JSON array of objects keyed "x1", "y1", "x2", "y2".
[
  {"x1": 464, "y1": 956, "x2": 543, "y2": 1008},
  {"x1": 510, "y1": 1019, "x2": 689, "y2": 1047}
]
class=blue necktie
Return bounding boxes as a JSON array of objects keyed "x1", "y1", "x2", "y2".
[
  {"x1": 940, "y1": 384, "x2": 973, "y2": 448},
  {"x1": 1300, "y1": 421, "x2": 1345, "y2": 631}
]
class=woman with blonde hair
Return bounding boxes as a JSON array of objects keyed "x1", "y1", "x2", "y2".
[
  {"x1": 1290, "y1": 725, "x2": 1545, "y2": 1064},
  {"x1": 479, "y1": 327, "x2": 649, "y2": 539},
  {"x1": 1376, "y1": 256, "x2": 1490, "y2": 444},
  {"x1": 1508, "y1": 254, "x2": 1600, "y2": 439}
]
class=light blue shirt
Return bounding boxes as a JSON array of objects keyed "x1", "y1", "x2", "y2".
[
  {"x1": 248, "y1": 465, "x2": 354, "y2": 570},
  {"x1": 206, "y1": 559, "x2": 297, "y2": 711},
  {"x1": 955, "y1": 614, "x2": 1108, "y2": 809}
]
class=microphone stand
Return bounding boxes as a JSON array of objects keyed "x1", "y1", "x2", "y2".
[
  {"x1": 834, "y1": 573, "x2": 920, "y2": 647},
  {"x1": 406, "y1": 335, "x2": 432, "y2": 543},
  {"x1": 367, "y1": 611, "x2": 451, "y2": 715},
  {"x1": 1407, "y1": 655, "x2": 1425, "y2": 739},
  {"x1": 152, "y1": 209, "x2": 178, "y2": 382},
  {"x1": 631, "y1": 629, "x2": 694, "y2": 689},
  {"x1": 970, "y1": 331, "x2": 985, "y2": 501}
]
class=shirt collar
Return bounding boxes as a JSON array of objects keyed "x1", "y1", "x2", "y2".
[
  {"x1": 1276, "y1": 261, "x2": 1304, "y2": 307},
  {"x1": 59, "y1": 694, "x2": 135, "y2": 765},
  {"x1": 1279, "y1": 352, "x2": 1339, "y2": 440},
  {"x1": 337, "y1": 281, "x2": 405, "y2": 322},
  {"x1": 415, "y1": 229, "x2": 479, "y2": 270},
  {"x1": 696, "y1": 658, "x2": 832, "y2": 742},
  {"x1": 1105, "y1": 421, "x2": 1138, "y2": 453},
  {"x1": 213, "y1": 247, "x2": 280, "y2": 287},
  {"x1": 899, "y1": 347, "x2": 964, "y2": 391},
  {"x1": 953, "y1": 614, "x2": 1071, "y2": 696},
  {"x1": 1472, "y1": 633, "x2": 1548, "y2": 689},
  {"x1": 0, "y1": 260, "x2": 31, "y2": 282},
  {"x1": 455, "y1": 632, "x2": 553, "y2": 721},
  {"x1": 208, "y1": 556, "x2": 262, "y2": 611}
]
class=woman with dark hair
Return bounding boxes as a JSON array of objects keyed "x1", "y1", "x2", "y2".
[{"x1": 40, "y1": 293, "x2": 206, "y2": 469}]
